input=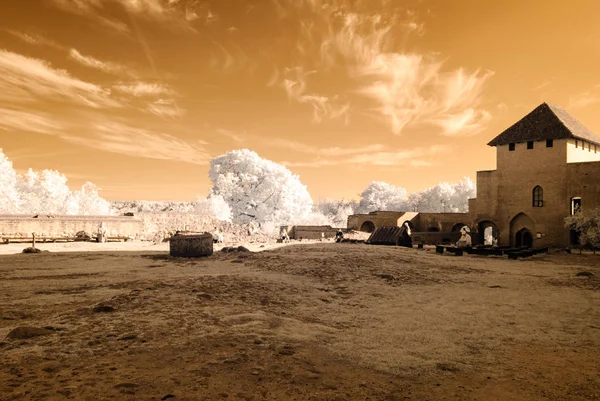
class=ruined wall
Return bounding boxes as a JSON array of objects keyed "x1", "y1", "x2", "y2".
[
  {"x1": 346, "y1": 211, "x2": 406, "y2": 232},
  {"x1": 290, "y1": 225, "x2": 345, "y2": 240},
  {"x1": 0, "y1": 215, "x2": 143, "y2": 238},
  {"x1": 413, "y1": 213, "x2": 472, "y2": 232}
]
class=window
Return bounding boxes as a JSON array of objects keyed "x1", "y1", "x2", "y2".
[
  {"x1": 576, "y1": 139, "x2": 579, "y2": 148},
  {"x1": 532, "y1": 186, "x2": 543, "y2": 207},
  {"x1": 546, "y1": 139, "x2": 553, "y2": 148},
  {"x1": 509, "y1": 143, "x2": 515, "y2": 151},
  {"x1": 527, "y1": 141, "x2": 534, "y2": 149},
  {"x1": 571, "y1": 197, "x2": 581, "y2": 215}
]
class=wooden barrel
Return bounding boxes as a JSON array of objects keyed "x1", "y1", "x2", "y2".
[{"x1": 169, "y1": 233, "x2": 213, "y2": 257}]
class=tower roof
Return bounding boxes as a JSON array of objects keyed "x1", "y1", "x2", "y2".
[{"x1": 487, "y1": 103, "x2": 600, "y2": 147}]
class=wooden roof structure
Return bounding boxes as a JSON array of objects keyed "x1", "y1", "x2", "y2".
[{"x1": 488, "y1": 103, "x2": 600, "y2": 147}]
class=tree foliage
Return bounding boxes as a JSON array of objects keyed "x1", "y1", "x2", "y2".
[
  {"x1": 0, "y1": 148, "x2": 112, "y2": 215},
  {"x1": 209, "y1": 149, "x2": 313, "y2": 225},
  {"x1": 565, "y1": 208, "x2": 600, "y2": 253}
]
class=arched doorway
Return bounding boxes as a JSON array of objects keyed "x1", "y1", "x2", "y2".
[
  {"x1": 478, "y1": 220, "x2": 499, "y2": 246},
  {"x1": 402, "y1": 220, "x2": 415, "y2": 230},
  {"x1": 515, "y1": 228, "x2": 533, "y2": 248},
  {"x1": 360, "y1": 220, "x2": 375, "y2": 233},
  {"x1": 510, "y1": 213, "x2": 535, "y2": 248},
  {"x1": 451, "y1": 223, "x2": 467, "y2": 232},
  {"x1": 427, "y1": 227, "x2": 440, "y2": 232}
]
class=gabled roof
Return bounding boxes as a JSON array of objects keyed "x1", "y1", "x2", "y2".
[{"x1": 487, "y1": 103, "x2": 600, "y2": 147}]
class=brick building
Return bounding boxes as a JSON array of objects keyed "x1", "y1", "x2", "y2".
[{"x1": 347, "y1": 103, "x2": 600, "y2": 248}]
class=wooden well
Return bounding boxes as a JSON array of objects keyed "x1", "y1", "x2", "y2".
[{"x1": 169, "y1": 232, "x2": 213, "y2": 257}]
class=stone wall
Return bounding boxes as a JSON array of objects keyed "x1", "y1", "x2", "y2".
[
  {"x1": 0, "y1": 215, "x2": 143, "y2": 238},
  {"x1": 289, "y1": 225, "x2": 346, "y2": 240}
]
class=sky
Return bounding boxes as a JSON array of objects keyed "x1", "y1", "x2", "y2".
[{"x1": 1, "y1": 0, "x2": 600, "y2": 201}]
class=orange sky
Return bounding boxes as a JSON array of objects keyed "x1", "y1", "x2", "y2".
[{"x1": 1, "y1": 0, "x2": 600, "y2": 201}]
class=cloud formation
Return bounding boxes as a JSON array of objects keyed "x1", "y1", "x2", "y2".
[
  {"x1": 51, "y1": 0, "x2": 203, "y2": 33},
  {"x1": 60, "y1": 121, "x2": 209, "y2": 164},
  {"x1": 0, "y1": 50, "x2": 119, "y2": 108},
  {"x1": 567, "y1": 85, "x2": 600, "y2": 110},
  {"x1": 272, "y1": 0, "x2": 493, "y2": 136}
]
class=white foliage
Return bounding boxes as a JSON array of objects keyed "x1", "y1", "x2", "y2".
[
  {"x1": 0, "y1": 148, "x2": 112, "y2": 215},
  {"x1": 0, "y1": 149, "x2": 21, "y2": 213},
  {"x1": 209, "y1": 149, "x2": 313, "y2": 225},
  {"x1": 356, "y1": 177, "x2": 476, "y2": 213},
  {"x1": 313, "y1": 198, "x2": 359, "y2": 227},
  {"x1": 196, "y1": 194, "x2": 232, "y2": 222},
  {"x1": 358, "y1": 181, "x2": 408, "y2": 213}
]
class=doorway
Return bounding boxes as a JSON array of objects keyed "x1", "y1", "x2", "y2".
[{"x1": 515, "y1": 228, "x2": 533, "y2": 248}]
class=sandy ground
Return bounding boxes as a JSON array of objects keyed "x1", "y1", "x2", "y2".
[{"x1": 1, "y1": 243, "x2": 599, "y2": 401}]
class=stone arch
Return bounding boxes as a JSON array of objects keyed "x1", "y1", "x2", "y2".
[
  {"x1": 360, "y1": 220, "x2": 375, "y2": 233},
  {"x1": 477, "y1": 220, "x2": 499, "y2": 246},
  {"x1": 451, "y1": 223, "x2": 468, "y2": 232},
  {"x1": 510, "y1": 212, "x2": 535, "y2": 248}
]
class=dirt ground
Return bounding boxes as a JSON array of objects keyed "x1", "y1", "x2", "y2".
[{"x1": 0, "y1": 243, "x2": 599, "y2": 401}]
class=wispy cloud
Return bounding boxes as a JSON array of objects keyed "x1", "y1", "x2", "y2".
[
  {"x1": 567, "y1": 85, "x2": 600, "y2": 110},
  {"x1": 145, "y1": 98, "x2": 185, "y2": 118},
  {"x1": 0, "y1": 108, "x2": 63, "y2": 135},
  {"x1": 275, "y1": 66, "x2": 350, "y2": 123},
  {"x1": 268, "y1": 138, "x2": 384, "y2": 157},
  {"x1": 281, "y1": 145, "x2": 449, "y2": 168},
  {"x1": 216, "y1": 129, "x2": 246, "y2": 143},
  {"x1": 60, "y1": 121, "x2": 209, "y2": 164},
  {"x1": 0, "y1": 49, "x2": 120, "y2": 108},
  {"x1": 113, "y1": 81, "x2": 175, "y2": 97},
  {"x1": 69, "y1": 48, "x2": 132, "y2": 76},
  {"x1": 7, "y1": 30, "x2": 66, "y2": 50},
  {"x1": 271, "y1": 0, "x2": 493, "y2": 136},
  {"x1": 51, "y1": 0, "x2": 202, "y2": 33}
]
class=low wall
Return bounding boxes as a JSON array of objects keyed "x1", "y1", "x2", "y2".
[
  {"x1": 289, "y1": 225, "x2": 347, "y2": 240},
  {"x1": 0, "y1": 215, "x2": 143, "y2": 238}
]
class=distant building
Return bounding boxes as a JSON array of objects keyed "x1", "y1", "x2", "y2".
[{"x1": 347, "y1": 103, "x2": 600, "y2": 248}]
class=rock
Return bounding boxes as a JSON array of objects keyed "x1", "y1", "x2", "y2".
[
  {"x1": 161, "y1": 394, "x2": 176, "y2": 400},
  {"x1": 92, "y1": 305, "x2": 115, "y2": 313},
  {"x1": 6, "y1": 326, "x2": 53, "y2": 340},
  {"x1": 576, "y1": 271, "x2": 594, "y2": 277},
  {"x1": 237, "y1": 246, "x2": 250, "y2": 252},
  {"x1": 278, "y1": 345, "x2": 296, "y2": 356},
  {"x1": 375, "y1": 274, "x2": 395, "y2": 281},
  {"x1": 22, "y1": 247, "x2": 41, "y2": 254},
  {"x1": 436, "y1": 363, "x2": 460, "y2": 372}
]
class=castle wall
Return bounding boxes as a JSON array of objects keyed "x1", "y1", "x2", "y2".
[{"x1": 0, "y1": 215, "x2": 142, "y2": 239}]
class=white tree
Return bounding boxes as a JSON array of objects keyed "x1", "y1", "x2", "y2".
[
  {"x1": 358, "y1": 181, "x2": 409, "y2": 213},
  {"x1": 0, "y1": 149, "x2": 21, "y2": 214},
  {"x1": 196, "y1": 194, "x2": 232, "y2": 222},
  {"x1": 68, "y1": 182, "x2": 113, "y2": 215},
  {"x1": 314, "y1": 198, "x2": 359, "y2": 227},
  {"x1": 209, "y1": 149, "x2": 313, "y2": 225}
]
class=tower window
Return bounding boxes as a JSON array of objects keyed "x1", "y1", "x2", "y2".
[
  {"x1": 527, "y1": 141, "x2": 534, "y2": 149},
  {"x1": 532, "y1": 186, "x2": 543, "y2": 207},
  {"x1": 509, "y1": 143, "x2": 515, "y2": 151},
  {"x1": 546, "y1": 139, "x2": 553, "y2": 148}
]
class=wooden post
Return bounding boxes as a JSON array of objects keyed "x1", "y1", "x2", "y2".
[{"x1": 32, "y1": 232, "x2": 36, "y2": 248}]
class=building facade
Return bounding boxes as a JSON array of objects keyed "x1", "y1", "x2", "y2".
[{"x1": 348, "y1": 103, "x2": 600, "y2": 248}]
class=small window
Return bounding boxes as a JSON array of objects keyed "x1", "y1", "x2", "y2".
[
  {"x1": 576, "y1": 139, "x2": 579, "y2": 148},
  {"x1": 546, "y1": 139, "x2": 553, "y2": 148},
  {"x1": 595, "y1": 144, "x2": 597, "y2": 153},
  {"x1": 527, "y1": 141, "x2": 534, "y2": 149},
  {"x1": 509, "y1": 143, "x2": 515, "y2": 151},
  {"x1": 532, "y1": 186, "x2": 543, "y2": 207}
]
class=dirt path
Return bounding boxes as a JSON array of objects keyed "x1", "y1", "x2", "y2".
[{"x1": 1, "y1": 244, "x2": 599, "y2": 400}]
